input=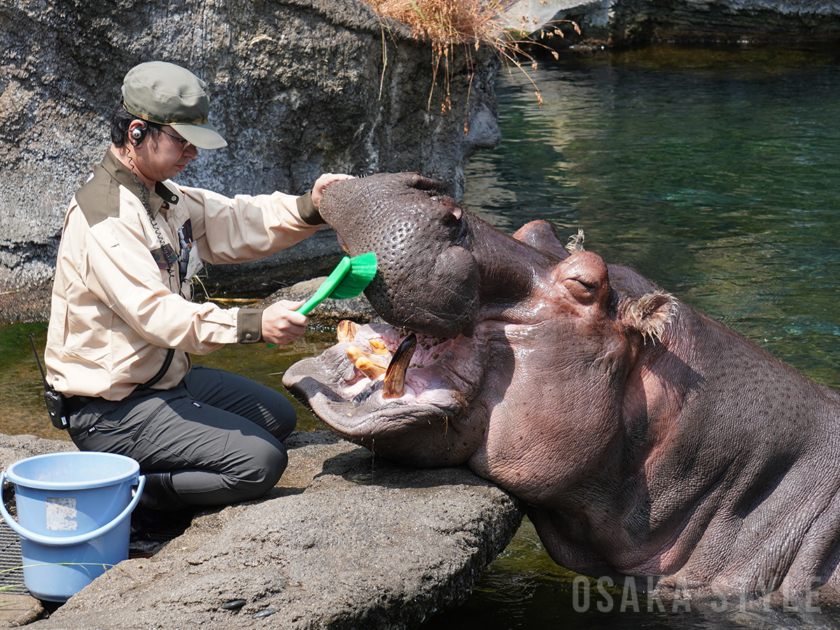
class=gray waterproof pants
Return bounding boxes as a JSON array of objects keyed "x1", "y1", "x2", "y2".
[{"x1": 67, "y1": 366, "x2": 296, "y2": 506}]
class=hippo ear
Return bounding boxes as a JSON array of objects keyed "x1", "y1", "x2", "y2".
[
  {"x1": 512, "y1": 221, "x2": 570, "y2": 260},
  {"x1": 617, "y1": 290, "x2": 677, "y2": 342},
  {"x1": 565, "y1": 229, "x2": 585, "y2": 254}
]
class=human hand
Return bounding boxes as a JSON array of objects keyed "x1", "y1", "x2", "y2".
[
  {"x1": 311, "y1": 173, "x2": 353, "y2": 209},
  {"x1": 262, "y1": 300, "x2": 308, "y2": 346}
]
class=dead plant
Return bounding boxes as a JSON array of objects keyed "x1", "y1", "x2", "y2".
[{"x1": 364, "y1": 0, "x2": 579, "y2": 129}]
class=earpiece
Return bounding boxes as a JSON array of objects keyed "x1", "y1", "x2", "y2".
[{"x1": 130, "y1": 123, "x2": 147, "y2": 146}]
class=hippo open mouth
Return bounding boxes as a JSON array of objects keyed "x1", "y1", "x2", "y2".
[
  {"x1": 283, "y1": 173, "x2": 510, "y2": 465},
  {"x1": 301, "y1": 320, "x2": 470, "y2": 416},
  {"x1": 284, "y1": 317, "x2": 491, "y2": 466}
]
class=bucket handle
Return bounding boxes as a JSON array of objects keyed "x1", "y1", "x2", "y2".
[{"x1": 0, "y1": 472, "x2": 146, "y2": 547}]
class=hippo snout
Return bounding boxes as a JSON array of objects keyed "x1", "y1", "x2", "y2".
[{"x1": 320, "y1": 173, "x2": 481, "y2": 338}]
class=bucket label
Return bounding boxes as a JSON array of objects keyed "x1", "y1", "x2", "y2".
[{"x1": 46, "y1": 497, "x2": 77, "y2": 531}]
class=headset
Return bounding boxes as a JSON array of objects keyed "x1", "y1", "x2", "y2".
[{"x1": 130, "y1": 122, "x2": 148, "y2": 146}]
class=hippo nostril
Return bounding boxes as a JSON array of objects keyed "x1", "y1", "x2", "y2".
[
  {"x1": 383, "y1": 333, "x2": 417, "y2": 399},
  {"x1": 435, "y1": 196, "x2": 463, "y2": 220}
]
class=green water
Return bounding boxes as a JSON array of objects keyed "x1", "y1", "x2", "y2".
[
  {"x1": 464, "y1": 45, "x2": 840, "y2": 391},
  {"x1": 5, "y1": 43, "x2": 840, "y2": 628}
]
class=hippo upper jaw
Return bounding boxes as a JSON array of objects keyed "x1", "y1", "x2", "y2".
[{"x1": 317, "y1": 173, "x2": 539, "y2": 339}]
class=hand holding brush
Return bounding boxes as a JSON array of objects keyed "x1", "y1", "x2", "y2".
[{"x1": 265, "y1": 252, "x2": 377, "y2": 348}]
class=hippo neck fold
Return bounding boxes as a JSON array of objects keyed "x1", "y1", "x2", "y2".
[{"x1": 603, "y1": 303, "x2": 840, "y2": 588}]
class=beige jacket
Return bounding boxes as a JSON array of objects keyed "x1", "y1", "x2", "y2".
[{"x1": 46, "y1": 150, "x2": 323, "y2": 400}]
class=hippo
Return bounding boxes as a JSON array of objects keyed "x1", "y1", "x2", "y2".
[{"x1": 282, "y1": 173, "x2": 840, "y2": 601}]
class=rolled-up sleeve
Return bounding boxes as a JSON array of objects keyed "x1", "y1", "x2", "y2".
[{"x1": 180, "y1": 187, "x2": 324, "y2": 265}]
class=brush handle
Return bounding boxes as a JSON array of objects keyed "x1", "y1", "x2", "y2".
[
  {"x1": 296, "y1": 256, "x2": 351, "y2": 316},
  {"x1": 266, "y1": 257, "x2": 351, "y2": 347}
]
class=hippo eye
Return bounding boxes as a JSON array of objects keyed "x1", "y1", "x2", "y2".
[
  {"x1": 563, "y1": 275, "x2": 600, "y2": 303},
  {"x1": 571, "y1": 277, "x2": 597, "y2": 290}
]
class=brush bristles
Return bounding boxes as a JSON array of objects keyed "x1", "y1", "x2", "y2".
[{"x1": 330, "y1": 252, "x2": 378, "y2": 299}]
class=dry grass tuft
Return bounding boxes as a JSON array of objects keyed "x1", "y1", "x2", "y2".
[{"x1": 364, "y1": 0, "x2": 578, "y2": 125}]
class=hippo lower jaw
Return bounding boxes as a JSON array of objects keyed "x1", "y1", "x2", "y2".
[{"x1": 283, "y1": 321, "x2": 487, "y2": 467}]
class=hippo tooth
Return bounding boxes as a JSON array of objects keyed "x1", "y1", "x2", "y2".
[
  {"x1": 369, "y1": 339, "x2": 389, "y2": 355},
  {"x1": 337, "y1": 320, "x2": 361, "y2": 343},
  {"x1": 383, "y1": 333, "x2": 417, "y2": 399},
  {"x1": 347, "y1": 346, "x2": 388, "y2": 380}
]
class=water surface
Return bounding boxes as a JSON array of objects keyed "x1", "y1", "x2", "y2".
[{"x1": 464, "y1": 44, "x2": 840, "y2": 389}]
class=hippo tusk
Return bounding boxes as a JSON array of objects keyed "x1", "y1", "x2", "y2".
[{"x1": 382, "y1": 333, "x2": 417, "y2": 399}]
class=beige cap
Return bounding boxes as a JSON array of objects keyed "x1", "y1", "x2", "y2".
[{"x1": 122, "y1": 61, "x2": 227, "y2": 150}]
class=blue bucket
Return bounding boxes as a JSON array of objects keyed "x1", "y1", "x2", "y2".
[{"x1": 0, "y1": 452, "x2": 145, "y2": 602}]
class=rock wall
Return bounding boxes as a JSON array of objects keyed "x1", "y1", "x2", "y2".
[
  {"x1": 610, "y1": 0, "x2": 840, "y2": 45},
  {"x1": 509, "y1": 0, "x2": 840, "y2": 49},
  {"x1": 0, "y1": 0, "x2": 501, "y2": 320},
  {"x1": 4, "y1": 0, "x2": 838, "y2": 324}
]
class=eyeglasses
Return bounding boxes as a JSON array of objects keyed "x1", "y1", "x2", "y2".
[{"x1": 160, "y1": 128, "x2": 191, "y2": 148}]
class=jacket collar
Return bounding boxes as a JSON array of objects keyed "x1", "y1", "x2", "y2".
[{"x1": 101, "y1": 149, "x2": 180, "y2": 217}]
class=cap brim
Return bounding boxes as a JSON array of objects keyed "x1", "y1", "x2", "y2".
[{"x1": 170, "y1": 121, "x2": 227, "y2": 150}]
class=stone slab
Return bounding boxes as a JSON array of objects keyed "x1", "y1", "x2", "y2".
[{"x1": 0, "y1": 432, "x2": 522, "y2": 629}]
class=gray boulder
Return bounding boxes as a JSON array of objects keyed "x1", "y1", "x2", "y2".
[
  {"x1": 0, "y1": 0, "x2": 501, "y2": 320},
  {"x1": 1, "y1": 431, "x2": 522, "y2": 629},
  {"x1": 262, "y1": 274, "x2": 380, "y2": 326},
  {"x1": 0, "y1": 434, "x2": 76, "y2": 474},
  {"x1": 505, "y1": 0, "x2": 840, "y2": 47}
]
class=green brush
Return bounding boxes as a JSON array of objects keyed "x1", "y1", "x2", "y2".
[{"x1": 267, "y1": 251, "x2": 378, "y2": 347}]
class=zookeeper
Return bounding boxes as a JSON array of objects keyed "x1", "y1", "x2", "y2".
[{"x1": 45, "y1": 60, "x2": 350, "y2": 511}]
